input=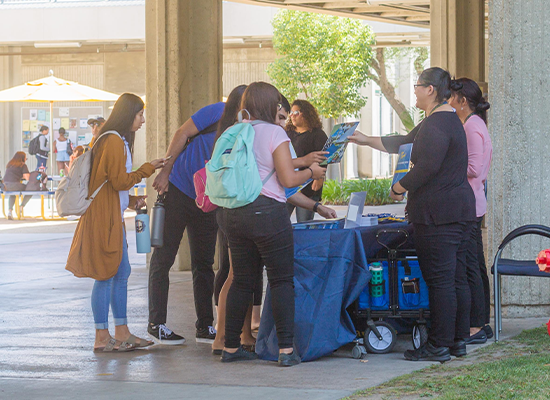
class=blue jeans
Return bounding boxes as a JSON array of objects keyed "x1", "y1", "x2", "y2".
[
  {"x1": 35, "y1": 155, "x2": 47, "y2": 170},
  {"x1": 91, "y1": 231, "x2": 131, "y2": 329}
]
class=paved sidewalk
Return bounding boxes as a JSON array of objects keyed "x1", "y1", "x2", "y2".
[{"x1": 0, "y1": 210, "x2": 546, "y2": 400}]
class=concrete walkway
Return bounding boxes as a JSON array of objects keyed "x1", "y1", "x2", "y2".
[{"x1": 0, "y1": 206, "x2": 546, "y2": 400}]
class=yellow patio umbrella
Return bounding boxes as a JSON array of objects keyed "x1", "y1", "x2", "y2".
[{"x1": 0, "y1": 72, "x2": 119, "y2": 173}]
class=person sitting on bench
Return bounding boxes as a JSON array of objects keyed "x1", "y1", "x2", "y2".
[{"x1": 4, "y1": 152, "x2": 33, "y2": 220}]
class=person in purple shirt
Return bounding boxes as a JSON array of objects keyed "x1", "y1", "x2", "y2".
[
  {"x1": 147, "y1": 85, "x2": 247, "y2": 345},
  {"x1": 450, "y1": 78, "x2": 493, "y2": 344}
]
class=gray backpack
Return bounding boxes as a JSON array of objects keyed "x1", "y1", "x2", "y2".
[{"x1": 55, "y1": 131, "x2": 121, "y2": 217}]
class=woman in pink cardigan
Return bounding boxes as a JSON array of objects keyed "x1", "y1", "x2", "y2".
[{"x1": 450, "y1": 78, "x2": 493, "y2": 344}]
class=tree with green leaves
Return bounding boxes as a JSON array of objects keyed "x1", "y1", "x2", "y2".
[
  {"x1": 268, "y1": 10, "x2": 375, "y2": 119},
  {"x1": 268, "y1": 10, "x2": 428, "y2": 132}
]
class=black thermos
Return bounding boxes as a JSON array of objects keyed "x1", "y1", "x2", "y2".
[{"x1": 150, "y1": 193, "x2": 166, "y2": 248}]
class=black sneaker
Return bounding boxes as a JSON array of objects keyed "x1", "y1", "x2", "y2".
[
  {"x1": 220, "y1": 346, "x2": 258, "y2": 363},
  {"x1": 464, "y1": 329, "x2": 487, "y2": 345},
  {"x1": 278, "y1": 351, "x2": 301, "y2": 367},
  {"x1": 147, "y1": 323, "x2": 186, "y2": 345},
  {"x1": 450, "y1": 340, "x2": 467, "y2": 357},
  {"x1": 483, "y1": 325, "x2": 494, "y2": 339},
  {"x1": 404, "y1": 342, "x2": 451, "y2": 363},
  {"x1": 196, "y1": 326, "x2": 217, "y2": 343}
]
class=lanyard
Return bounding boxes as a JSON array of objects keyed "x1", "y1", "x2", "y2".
[
  {"x1": 428, "y1": 101, "x2": 448, "y2": 116},
  {"x1": 463, "y1": 112, "x2": 476, "y2": 124}
]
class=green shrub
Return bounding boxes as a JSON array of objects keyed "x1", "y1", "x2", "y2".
[{"x1": 322, "y1": 178, "x2": 395, "y2": 206}]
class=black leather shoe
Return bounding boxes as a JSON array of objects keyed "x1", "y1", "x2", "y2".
[
  {"x1": 220, "y1": 346, "x2": 258, "y2": 363},
  {"x1": 483, "y1": 325, "x2": 494, "y2": 339},
  {"x1": 464, "y1": 329, "x2": 487, "y2": 345},
  {"x1": 404, "y1": 342, "x2": 451, "y2": 363},
  {"x1": 450, "y1": 340, "x2": 467, "y2": 357}
]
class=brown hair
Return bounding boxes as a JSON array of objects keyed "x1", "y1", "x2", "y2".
[
  {"x1": 7, "y1": 151, "x2": 27, "y2": 168},
  {"x1": 73, "y1": 146, "x2": 85, "y2": 158},
  {"x1": 239, "y1": 82, "x2": 280, "y2": 125},
  {"x1": 285, "y1": 99, "x2": 322, "y2": 132}
]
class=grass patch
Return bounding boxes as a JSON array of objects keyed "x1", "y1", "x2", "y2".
[
  {"x1": 322, "y1": 178, "x2": 396, "y2": 206},
  {"x1": 348, "y1": 325, "x2": 550, "y2": 400}
]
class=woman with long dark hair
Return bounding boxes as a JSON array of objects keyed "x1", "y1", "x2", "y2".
[
  {"x1": 4, "y1": 151, "x2": 33, "y2": 220},
  {"x1": 350, "y1": 67, "x2": 476, "y2": 362},
  {"x1": 216, "y1": 82, "x2": 326, "y2": 366},
  {"x1": 285, "y1": 99, "x2": 327, "y2": 222},
  {"x1": 66, "y1": 93, "x2": 167, "y2": 352},
  {"x1": 450, "y1": 78, "x2": 493, "y2": 343}
]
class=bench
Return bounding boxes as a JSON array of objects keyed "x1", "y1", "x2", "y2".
[{"x1": 0, "y1": 190, "x2": 61, "y2": 221}]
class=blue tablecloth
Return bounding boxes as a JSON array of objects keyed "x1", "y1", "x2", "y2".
[{"x1": 256, "y1": 222, "x2": 412, "y2": 362}]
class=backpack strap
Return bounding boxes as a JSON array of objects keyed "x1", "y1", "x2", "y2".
[{"x1": 88, "y1": 180, "x2": 108, "y2": 201}]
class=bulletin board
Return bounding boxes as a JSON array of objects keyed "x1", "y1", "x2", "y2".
[{"x1": 21, "y1": 106, "x2": 104, "y2": 150}]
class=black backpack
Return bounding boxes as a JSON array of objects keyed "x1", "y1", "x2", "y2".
[{"x1": 28, "y1": 135, "x2": 41, "y2": 156}]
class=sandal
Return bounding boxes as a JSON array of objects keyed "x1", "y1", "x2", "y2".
[
  {"x1": 125, "y1": 334, "x2": 154, "y2": 348},
  {"x1": 93, "y1": 338, "x2": 136, "y2": 353}
]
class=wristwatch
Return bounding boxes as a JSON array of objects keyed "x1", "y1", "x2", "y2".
[
  {"x1": 313, "y1": 201, "x2": 320, "y2": 213},
  {"x1": 391, "y1": 185, "x2": 406, "y2": 196}
]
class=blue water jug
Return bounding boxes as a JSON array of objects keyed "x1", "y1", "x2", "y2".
[{"x1": 135, "y1": 208, "x2": 151, "y2": 254}]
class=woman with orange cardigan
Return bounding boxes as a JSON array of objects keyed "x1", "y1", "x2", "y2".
[{"x1": 66, "y1": 93, "x2": 167, "y2": 352}]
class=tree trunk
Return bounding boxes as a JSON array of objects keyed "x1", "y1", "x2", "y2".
[{"x1": 370, "y1": 48, "x2": 415, "y2": 132}]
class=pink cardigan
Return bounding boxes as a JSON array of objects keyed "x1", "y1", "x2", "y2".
[{"x1": 464, "y1": 115, "x2": 493, "y2": 217}]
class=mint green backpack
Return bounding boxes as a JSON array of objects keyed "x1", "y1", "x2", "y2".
[{"x1": 205, "y1": 120, "x2": 274, "y2": 209}]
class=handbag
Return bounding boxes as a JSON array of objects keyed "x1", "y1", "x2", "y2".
[{"x1": 193, "y1": 164, "x2": 217, "y2": 213}]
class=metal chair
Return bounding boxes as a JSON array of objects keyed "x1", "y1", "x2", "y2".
[{"x1": 492, "y1": 224, "x2": 550, "y2": 341}]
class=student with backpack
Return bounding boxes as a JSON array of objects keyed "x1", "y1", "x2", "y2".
[
  {"x1": 29, "y1": 125, "x2": 50, "y2": 171},
  {"x1": 211, "y1": 82, "x2": 326, "y2": 366},
  {"x1": 65, "y1": 93, "x2": 168, "y2": 352},
  {"x1": 146, "y1": 85, "x2": 249, "y2": 346}
]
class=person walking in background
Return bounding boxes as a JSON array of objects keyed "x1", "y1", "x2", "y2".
[
  {"x1": 147, "y1": 85, "x2": 249, "y2": 346},
  {"x1": 53, "y1": 127, "x2": 72, "y2": 175},
  {"x1": 350, "y1": 67, "x2": 476, "y2": 362},
  {"x1": 36, "y1": 125, "x2": 50, "y2": 170},
  {"x1": 216, "y1": 82, "x2": 326, "y2": 366},
  {"x1": 285, "y1": 100, "x2": 327, "y2": 222},
  {"x1": 65, "y1": 93, "x2": 167, "y2": 352},
  {"x1": 450, "y1": 78, "x2": 493, "y2": 344},
  {"x1": 3, "y1": 152, "x2": 33, "y2": 220},
  {"x1": 87, "y1": 117, "x2": 106, "y2": 149}
]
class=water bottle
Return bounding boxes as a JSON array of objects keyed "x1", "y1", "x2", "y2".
[
  {"x1": 135, "y1": 207, "x2": 151, "y2": 253},
  {"x1": 150, "y1": 193, "x2": 166, "y2": 248},
  {"x1": 369, "y1": 262, "x2": 384, "y2": 298}
]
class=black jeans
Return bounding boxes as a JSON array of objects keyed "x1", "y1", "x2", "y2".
[
  {"x1": 217, "y1": 196, "x2": 295, "y2": 349},
  {"x1": 414, "y1": 221, "x2": 474, "y2": 348},
  {"x1": 148, "y1": 183, "x2": 218, "y2": 330},
  {"x1": 214, "y1": 230, "x2": 263, "y2": 306},
  {"x1": 464, "y1": 216, "x2": 488, "y2": 327}
]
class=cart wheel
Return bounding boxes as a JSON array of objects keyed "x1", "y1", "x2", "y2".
[
  {"x1": 412, "y1": 323, "x2": 428, "y2": 350},
  {"x1": 364, "y1": 321, "x2": 397, "y2": 354},
  {"x1": 351, "y1": 344, "x2": 367, "y2": 359}
]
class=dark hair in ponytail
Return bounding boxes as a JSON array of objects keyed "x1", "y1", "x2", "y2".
[
  {"x1": 418, "y1": 67, "x2": 452, "y2": 104},
  {"x1": 215, "y1": 84, "x2": 248, "y2": 142},
  {"x1": 450, "y1": 77, "x2": 490, "y2": 124}
]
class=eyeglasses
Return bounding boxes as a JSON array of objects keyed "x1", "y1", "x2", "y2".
[
  {"x1": 414, "y1": 83, "x2": 431, "y2": 89},
  {"x1": 289, "y1": 110, "x2": 301, "y2": 117}
]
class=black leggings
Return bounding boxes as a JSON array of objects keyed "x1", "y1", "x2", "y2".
[
  {"x1": 214, "y1": 230, "x2": 264, "y2": 307},
  {"x1": 217, "y1": 196, "x2": 295, "y2": 349}
]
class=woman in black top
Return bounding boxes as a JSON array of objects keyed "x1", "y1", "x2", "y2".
[
  {"x1": 350, "y1": 67, "x2": 476, "y2": 362},
  {"x1": 285, "y1": 100, "x2": 327, "y2": 221},
  {"x1": 4, "y1": 151, "x2": 33, "y2": 220}
]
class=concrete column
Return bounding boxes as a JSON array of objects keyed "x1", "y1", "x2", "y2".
[
  {"x1": 430, "y1": 0, "x2": 486, "y2": 86},
  {"x1": 488, "y1": 0, "x2": 550, "y2": 317},
  {"x1": 145, "y1": 0, "x2": 222, "y2": 270}
]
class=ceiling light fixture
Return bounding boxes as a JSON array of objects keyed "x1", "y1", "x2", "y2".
[{"x1": 34, "y1": 42, "x2": 82, "y2": 48}]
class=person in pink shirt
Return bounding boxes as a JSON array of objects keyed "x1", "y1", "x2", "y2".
[
  {"x1": 216, "y1": 82, "x2": 326, "y2": 366},
  {"x1": 450, "y1": 78, "x2": 493, "y2": 344}
]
